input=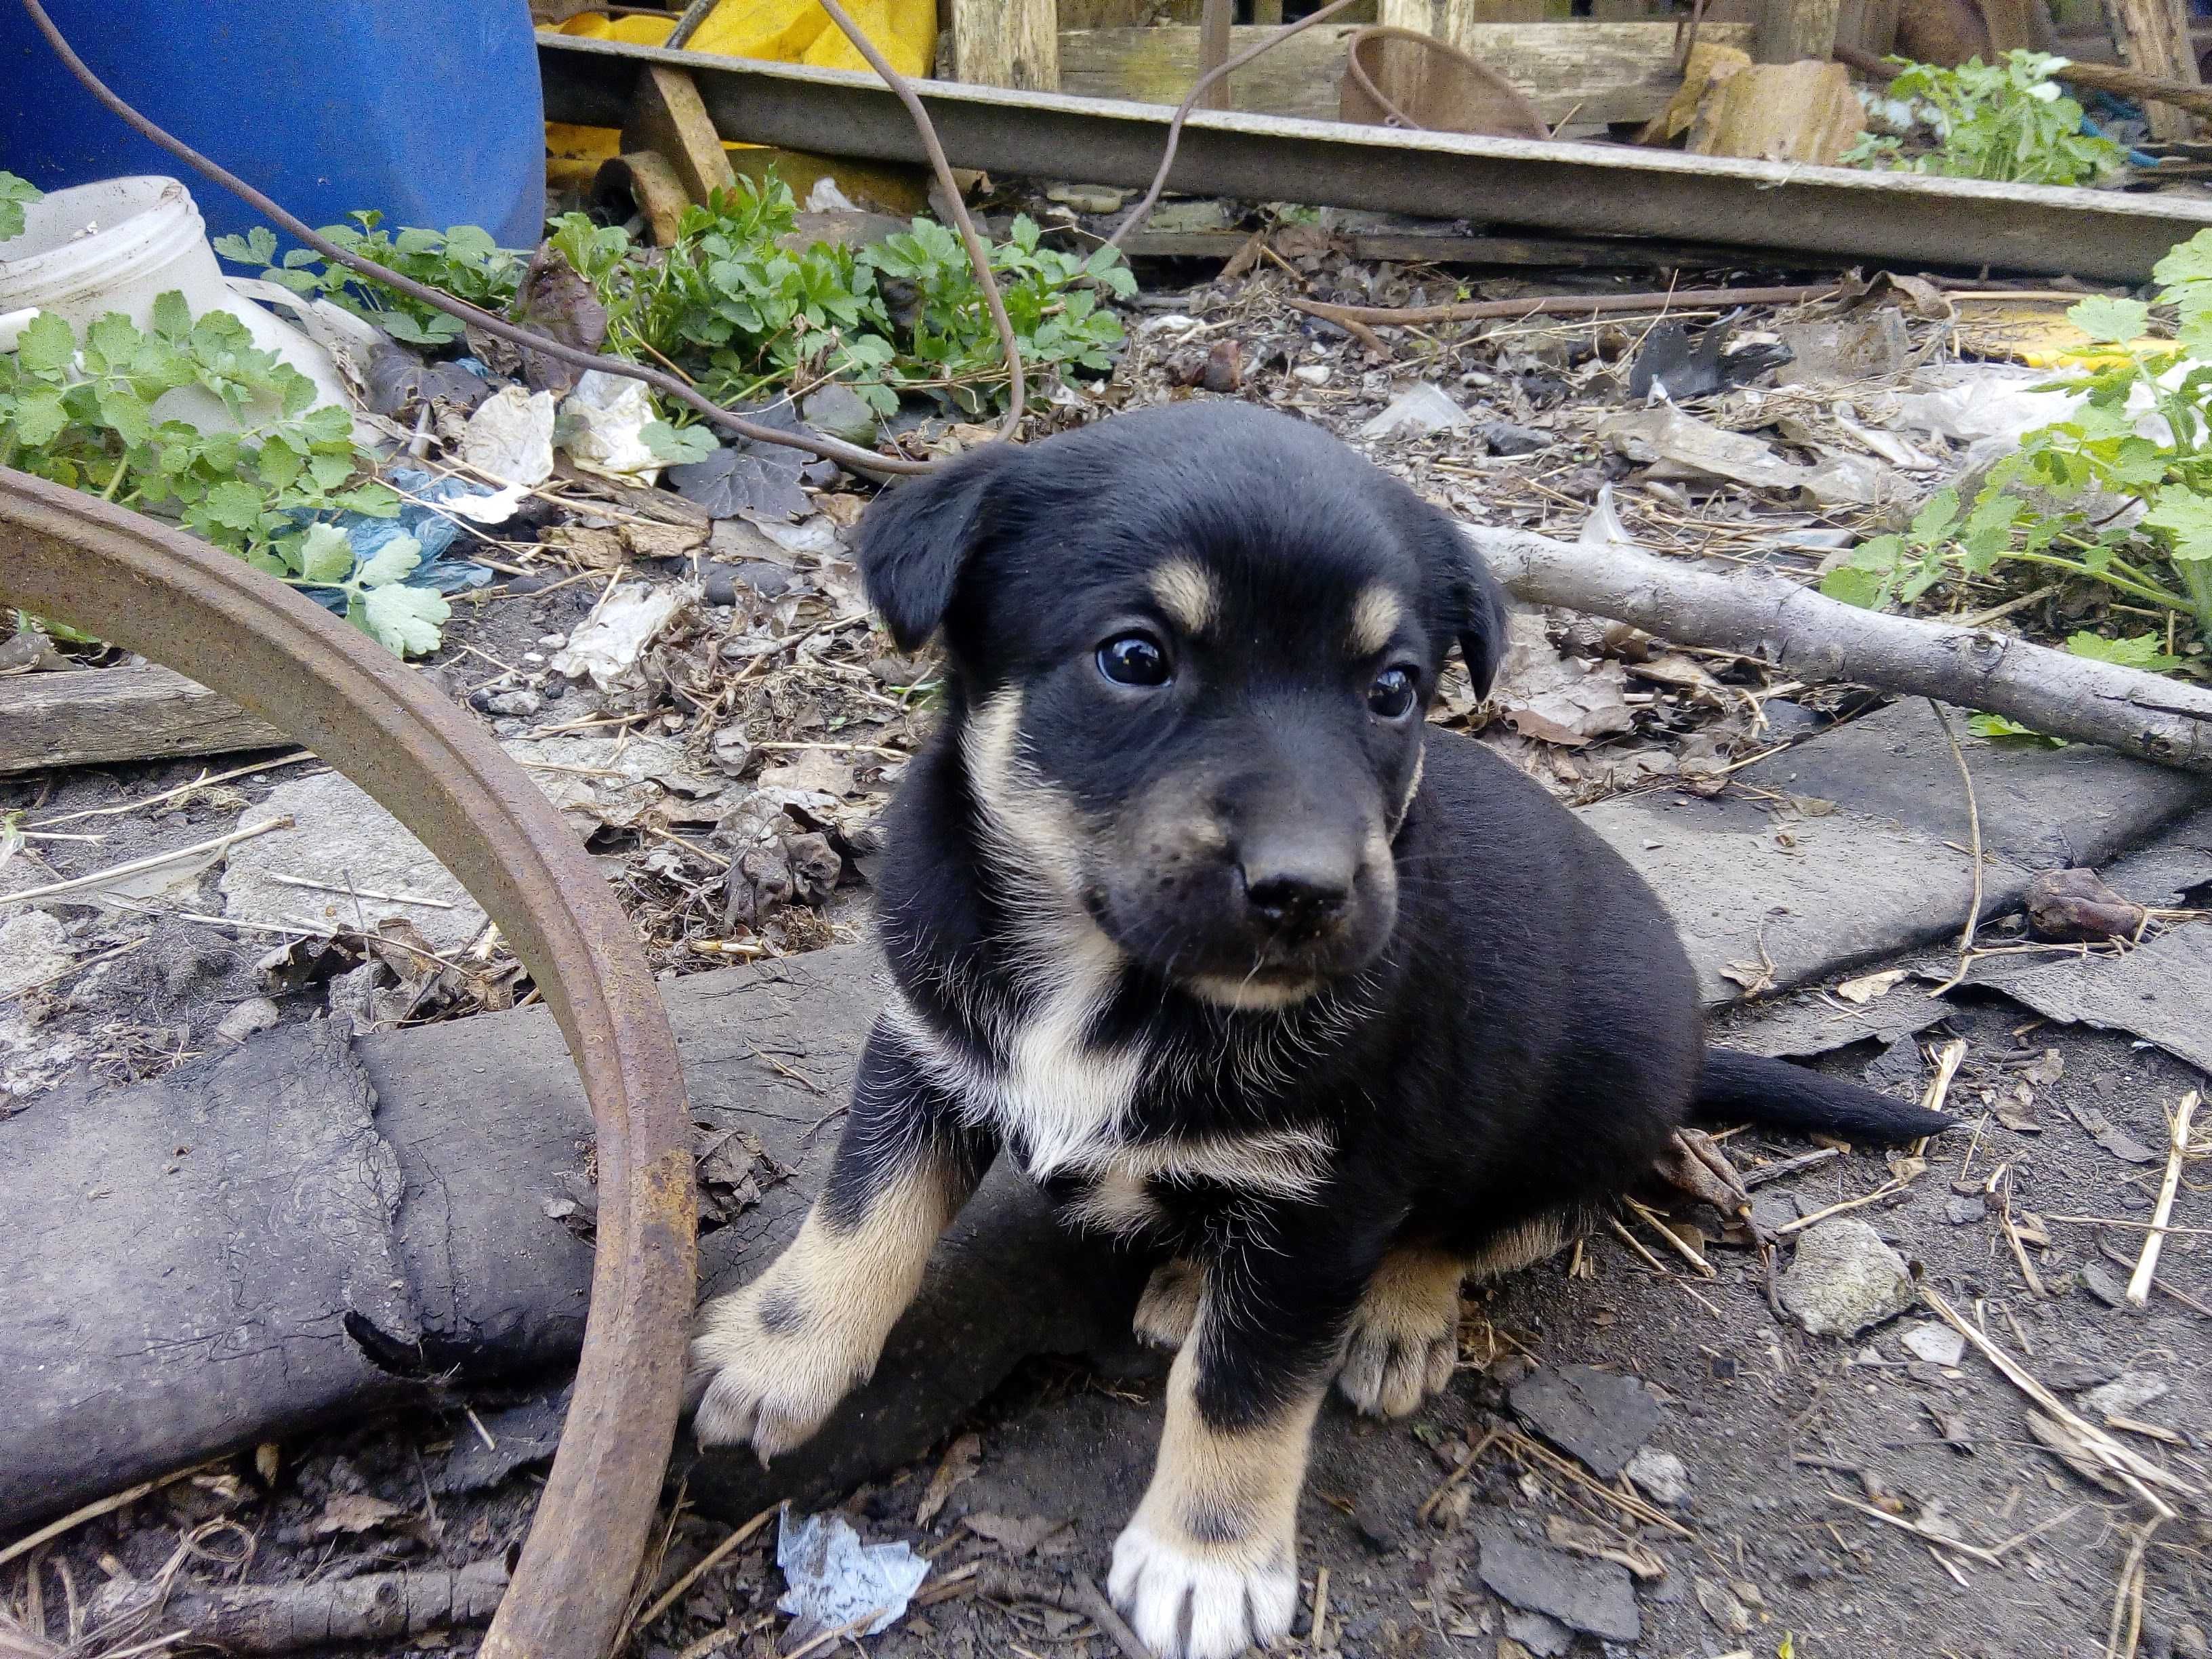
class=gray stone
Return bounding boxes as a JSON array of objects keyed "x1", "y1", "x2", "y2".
[
  {"x1": 2172, "y1": 1620, "x2": 2207, "y2": 1659},
  {"x1": 440, "y1": 1385, "x2": 570, "y2": 1492},
  {"x1": 213, "y1": 997, "x2": 281, "y2": 1044},
  {"x1": 1624, "y1": 1446, "x2": 1690, "y2": 1509},
  {"x1": 1474, "y1": 1515, "x2": 1639, "y2": 1645},
  {"x1": 483, "y1": 689, "x2": 543, "y2": 718},
  {"x1": 1898, "y1": 1322, "x2": 1965, "y2": 1367},
  {"x1": 1502, "y1": 1608, "x2": 1573, "y2": 1656},
  {"x1": 2043, "y1": 1356, "x2": 2121, "y2": 1391},
  {"x1": 2082, "y1": 1259, "x2": 2130, "y2": 1307},
  {"x1": 1749, "y1": 1191, "x2": 1801, "y2": 1235},
  {"x1": 1944, "y1": 1195, "x2": 1986, "y2": 1225},
  {"x1": 2080, "y1": 1372, "x2": 2168, "y2": 1419},
  {"x1": 1778, "y1": 1218, "x2": 1914, "y2": 1337},
  {"x1": 1509, "y1": 1364, "x2": 1661, "y2": 1479},
  {"x1": 0, "y1": 910, "x2": 73, "y2": 1001}
]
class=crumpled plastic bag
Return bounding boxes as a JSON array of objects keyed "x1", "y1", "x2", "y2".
[
  {"x1": 775, "y1": 1507, "x2": 929, "y2": 1637},
  {"x1": 561, "y1": 369, "x2": 664, "y2": 485},
  {"x1": 292, "y1": 466, "x2": 497, "y2": 613},
  {"x1": 461, "y1": 385, "x2": 558, "y2": 487}
]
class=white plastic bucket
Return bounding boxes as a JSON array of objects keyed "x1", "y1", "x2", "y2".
[{"x1": 0, "y1": 175, "x2": 354, "y2": 428}]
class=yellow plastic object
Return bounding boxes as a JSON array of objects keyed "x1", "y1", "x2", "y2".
[
  {"x1": 545, "y1": 0, "x2": 933, "y2": 74},
  {"x1": 1954, "y1": 300, "x2": 2168, "y2": 368}
]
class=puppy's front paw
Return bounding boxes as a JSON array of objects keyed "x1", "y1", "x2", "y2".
[
  {"x1": 689, "y1": 1276, "x2": 872, "y2": 1459},
  {"x1": 1133, "y1": 1258, "x2": 1203, "y2": 1351},
  {"x1": 1109, "y1": 1515, "x2": 1296, "y2": 1659},
  {"x1": 1334, "y1": 1248, "x2": 1463, "y2": 1418}
]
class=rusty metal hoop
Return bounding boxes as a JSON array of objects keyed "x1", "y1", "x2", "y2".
[{"x1": 0, "y1": 468, "x2": 697, "y2": 1659}]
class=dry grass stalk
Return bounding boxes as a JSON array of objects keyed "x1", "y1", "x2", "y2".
[
  {"x1": 1825, "y1": 1491, "x2": 2001, "y2": 1565},
  {"x1": 2127, "y1": 1090, "x2": 2201, "y2": 1307},
  {"x1": 1774, "y1": 1179, "x2": 1908, "y2": 1235},
  {"x1": 1921, "y1": 1289, "x2": 2192, "y2": 1518},
  {"x1": 627, "y1": 1503, "x2": 778, "y2": 1642}
]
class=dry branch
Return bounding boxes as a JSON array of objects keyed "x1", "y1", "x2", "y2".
[
  {"x1": 137, "y1": 1565, "x2": 508, "y2": 1655},
  {"x1": 1466, "y1": 524, "x2": 2212, "y2": 773}
]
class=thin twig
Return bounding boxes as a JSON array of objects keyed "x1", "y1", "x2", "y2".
[
  {"x1": 0, "y1": 817, "x2": 291, "y2": 907},
  {"x1": 628, "y1": 1504, "x2": 779, "y2": 1641},
  {"x1": 2128, "y1": 1090, "x2": 2200, "y2": 1307},
  {"x1": 0, "y1": 1460, "x2": 224, "y2": 1569},
  {"x1": 1773, "y1": 1179, "x2": 1908, "y2": 1235},
  {"x1": 1416, "y1": 1429, "x2": 1500, "y2": 1523},
  {"x1": 1071, "y1": 1574, "x2": 1150, "y2": 1659},
  {"x1": 1925, "y1": 701, "x2": 1985, "y2": 996}
]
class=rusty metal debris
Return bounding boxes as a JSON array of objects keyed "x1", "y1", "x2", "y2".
[{"x1": 0, "y1": 467, "x2": 697, "y2": 1659}]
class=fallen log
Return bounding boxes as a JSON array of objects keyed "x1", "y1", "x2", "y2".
[{"x1": 1467, "y1": 522, "x2": 2212, "y2": 773}]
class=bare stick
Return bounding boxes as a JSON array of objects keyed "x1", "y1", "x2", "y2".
[
  {"x1": 1466, "y1": 523, "x2": 2212, "y2": 774},
  {"x1": 13, "y1": 0, "x2": 933, "y2": 476},
  {"x1": 810, "y1": 0, "x2": 1025, "y2": 440},
  {"x1": 1925, "y1": 703, "x2": 1986, "y2": 994},
  {"x1": 1071, "y1": 1574, "x2": 1151, "y2": 1659},
  {"x1": 1107, "y1": 0, "x2": 1368, "y2": 250},
  {"x1": 1921, "y1": 1288, "x2": 2192, "y2": 1515},
  {"x1": 2127, "y1": 1090, "x2": 2201, "y2": 1308},
  {"x1": 626, "y1": 1504, "x2": 779, "y2": 1641},
  {"x1": 1417, "y1": 1429, "x2": 1501, "y2": 1523},
  {"x1": 0, "y1": 817, "x2": 291, "y2": 908}
]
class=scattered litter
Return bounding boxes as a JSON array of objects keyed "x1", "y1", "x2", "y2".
[
  {"x1": 1627, "y1": 320, "x2": 1790, "y2": 401},
  {"x1": 1509, "y1": 1364, "x2": 1660, "y2": 1479},
  {"x1": 561, "y1": 368, "x2": 664, "y2": 484},
  {"x1": 775, "y1": 1507, "x2": 929, "y2": 1637},
  {"x1": 549, "y1": 583, "x2": 690, "y2": 691},
  {"x1": 1899, "y1": 1322, "x2": 1966, "y2": 1366},
  {"x1": 1601, "y1": 403, "x2": 1885, "y2": 506},
  {"x1": 1778, "y1": 1218, "x2": 1914, "y2": 1337},
  {"x1": 459, "y1": 385, "x2": 558, "y2": 487},
  {"x1": 504, "y1": 731, "x2": 741, "y2": 834},
  {"x1": 1473, "y1": 1514, "x2": 1639, "y2": 1645},
  {"x1": 1361, "y1": 382, "x2": 1471, "y2": 440},
  {"x1": 1774, "y1": 310, "x2": 1909, "y2": 387},
  {"x1": 1491, "y1": 613, "x2": 1635, "y2": 747}
]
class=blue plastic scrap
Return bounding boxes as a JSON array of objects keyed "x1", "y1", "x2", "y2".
[{"x1": 294, "y1": 466, "x2": 497, "y2": 612}]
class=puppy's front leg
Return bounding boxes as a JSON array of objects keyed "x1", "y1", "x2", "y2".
[
  {"x1": 691, "y1": 1023, "x2": 993, "y2": 1458},
  {"x1": 1110, "y1": 1233, "x2": 1368, "y2": 1659}
]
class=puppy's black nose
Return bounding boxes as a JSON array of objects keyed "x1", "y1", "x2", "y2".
[{"x1": 1241, "y1": 863, "x2": 1351, "y2": 934}]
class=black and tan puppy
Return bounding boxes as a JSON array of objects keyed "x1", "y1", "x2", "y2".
[{"x1": 691, "y1": 403, "x2": 1948, "y2": 1659}]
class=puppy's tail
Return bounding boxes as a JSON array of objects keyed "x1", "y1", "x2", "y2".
[{"x1": 1697, "y1": 1048, "x2": 1954, "y2": 1144}]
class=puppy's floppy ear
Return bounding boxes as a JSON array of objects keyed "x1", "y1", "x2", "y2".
[
  {"x1": 854, "y1": 443, "x2": 1022, "y2": 651},
  {"x1": 1399, "y1": 495, "x2": 1510, "y2": 699}
]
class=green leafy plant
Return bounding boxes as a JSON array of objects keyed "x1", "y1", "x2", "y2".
[
  {"x1": 0, "y1": 170, "x2": 39, "y2": 242},
  {"x1": 0, "y1": 292, "x2": 449, "y2": 655},
  {"x1": 216, "y1": 213, "x2": 525, "y2": 346},
  {"x1": 1844, "y1": 52, "x2": 2125, "y2": 186},
  {"x1": 1823, "y1": 229, "x2": 2212, "y2": 667}
]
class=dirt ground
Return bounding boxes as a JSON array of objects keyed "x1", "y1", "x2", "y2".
[{"x1": 12, "y1": 996, "x2": 2207, "y2": 1659}]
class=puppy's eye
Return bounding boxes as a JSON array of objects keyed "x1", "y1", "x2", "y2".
[
  {"x1": 1097, "y1": 632, "x2": 1172, "y2": 689},
  {"x1": 1368, "y1": 665, "x2": 1418, "y2": 719}
]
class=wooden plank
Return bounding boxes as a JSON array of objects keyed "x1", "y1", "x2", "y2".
[
  {"x1": 0, "y1": 665, "x2": 287, "y2": 775},
  {"x1": 1058, "y1": 19, "x2": 1757, "y2": 123},
  {"x1": 1118, "y1": 223, "x2": 1797, "y2": 266},
  {"x1": 2110, "y1": 0, "x2": 2203, "y2": 140},
  {"x1": 621, "y1": 64, "x2": 736, "y2": 199},
  {"x1": 1382, "y1": 0, "x2": 1548, "y2": 41},
  {"x1": 1753, "y1": 0, "x2": 1841, "y2": 62},
  {"x1": 539, "y1": 34, "x2": 2212, "y2": 279},
  {"x1": 1200, "y1": 0, "x2": 1232, "y2": 108},
  {"x1": 951, "y1": 0, "x2": 1060, "y2": 89}
]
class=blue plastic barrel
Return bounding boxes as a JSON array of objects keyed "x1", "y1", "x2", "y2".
[{"x1": 0, "y1": 0, "x2": 546, "y2": 249}]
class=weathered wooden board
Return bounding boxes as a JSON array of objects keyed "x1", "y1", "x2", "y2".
[
  {"x1": 0, "y1": 663, "x2": 286, "y2": 775},
  {"x1": 1057, "y1": 19, "x2": 1755, "y2": 125},
  {"x1": 539, "y1": 34, "x2": 2212, "y2": 279}
]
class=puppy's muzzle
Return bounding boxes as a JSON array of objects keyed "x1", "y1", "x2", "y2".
[{"x1": 1235, "y1": 828, "x2": 1359, "y2": 947}]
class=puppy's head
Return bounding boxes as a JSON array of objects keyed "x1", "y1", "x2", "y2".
[{"x1": 857, "y1": 403, "x2": 1507, "y2": 1009}]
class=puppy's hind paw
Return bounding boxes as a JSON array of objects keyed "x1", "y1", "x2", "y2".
[
  {"x1": 1334, "y1": 1247, "x2": 1464, "y2": 1418},
  {"x1": 1133, "y1": 1257, "x2": 1204, "y2": 1351},
  {"x1": 1109, "y1": 1517, "x2": 1296, "y2": 1659}
]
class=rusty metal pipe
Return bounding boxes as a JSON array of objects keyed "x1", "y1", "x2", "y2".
[{"x1": 0, "y1": 469, "x2": 697, "y2": 1659}]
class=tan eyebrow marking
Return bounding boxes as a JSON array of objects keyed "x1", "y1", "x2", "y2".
[
  {"x1": 1349, "y1": 584, "x2": 1404, "y2": 656},
  {"x1": 1148, "y1": 558, "x2": 1220, "y2": 634}
]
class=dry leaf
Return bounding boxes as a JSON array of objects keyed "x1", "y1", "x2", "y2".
[
  {"x1": 915, "y1": 1433, "x2": 981, "y2": 1527},
  {"x1": 1835, "y1": 968, "x2": 1910, "y2": 1005},
  {"x1": 313, "y1": 1492, "x2": 406, "y2": 1536},
  {"x1": 964, "y1": 1512, "x2": 1068, "y2": 1555}
]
